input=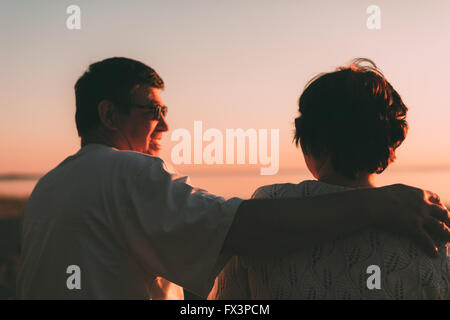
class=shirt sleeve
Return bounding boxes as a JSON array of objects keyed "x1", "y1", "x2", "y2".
[{"x1": 113, "y1": 157, "x2": 243, "y2": 298}]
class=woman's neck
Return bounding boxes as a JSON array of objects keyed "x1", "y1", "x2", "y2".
[{"x1": 317, "y1": 171, "x2": 376, "y2": 189}]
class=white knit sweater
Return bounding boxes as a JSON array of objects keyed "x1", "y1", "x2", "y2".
[{"x1": 209, "y1": 180, "x2": 449, "y2": 300}]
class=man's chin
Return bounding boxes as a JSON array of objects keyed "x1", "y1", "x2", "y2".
[{"x1": 147, "y1": 143, "x2": 161, "y2": 156}]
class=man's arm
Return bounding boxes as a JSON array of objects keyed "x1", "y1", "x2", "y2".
[{"x1": 223, "y1": 184, "x2": 450, "y2": 257}]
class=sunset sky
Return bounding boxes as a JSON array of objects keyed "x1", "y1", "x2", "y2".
[{"x1": 1, "y1": 0, "x2": 450, "y2": 198}]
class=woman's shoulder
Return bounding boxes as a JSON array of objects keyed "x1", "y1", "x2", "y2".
[
  {"x1": 251, "y1": 181, "x2": 311, "y2": 199},
  {"x1": 251, "y1": 180, "x2": 350, "y2": 199}
]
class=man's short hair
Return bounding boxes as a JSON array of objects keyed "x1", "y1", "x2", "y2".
[
  {"x1": 74, "y1": 57, "x2": 164, "y2": 137},
  {"x1": 294, "y1": 58, "x2": 408, "y2": 179}
]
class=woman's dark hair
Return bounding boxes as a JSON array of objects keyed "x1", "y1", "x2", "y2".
[
  {"x1": 74, "y1": 57, "x2": 164, "y2": 137},
  {"x1": 294, "y1": 58, "x2": 408, "y2": 179}
]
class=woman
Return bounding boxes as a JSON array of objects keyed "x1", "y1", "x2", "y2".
[{"x1": 208, "y1": 58, "x2": 449, "y2": 300}]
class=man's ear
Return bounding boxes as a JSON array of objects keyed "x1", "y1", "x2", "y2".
[{"x1": 98, "y1": 100, "x2": 119, "y2": 130}]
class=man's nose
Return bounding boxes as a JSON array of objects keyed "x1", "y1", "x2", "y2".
[{"x1": 156, "y1": 114, "x2": 169, "y2": 132}]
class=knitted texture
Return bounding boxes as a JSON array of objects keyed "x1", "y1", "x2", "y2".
[{"x1": 209, "y1": 180, "x2": 449, "y2": 300}]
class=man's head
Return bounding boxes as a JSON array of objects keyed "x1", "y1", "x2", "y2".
[
  {"x1": 75, "y1": 57, "x2": 169, "y2": 155},
  {"x1": 294, "y1": 58, "x2": 408, "y2": 180}
]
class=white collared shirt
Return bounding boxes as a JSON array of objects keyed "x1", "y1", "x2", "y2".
[{"x1": 17, "y1": 144, "x2": 242, "y2": 299}]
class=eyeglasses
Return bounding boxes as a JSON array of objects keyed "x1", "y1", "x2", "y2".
[{"x1": 131, "y1": 104, "x2": 168, "y2": 121}]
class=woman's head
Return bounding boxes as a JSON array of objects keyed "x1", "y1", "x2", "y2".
[{"x1": 294, "y1": 58, "x2": 408, "y2": 180}]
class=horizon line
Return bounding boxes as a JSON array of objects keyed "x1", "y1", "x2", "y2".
[{"x1": 2, "y1": 163, "x2": 450, "y2": 180}]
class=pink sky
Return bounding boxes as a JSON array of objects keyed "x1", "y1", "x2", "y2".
[{"x1": 1, "y1": 1, "x2": 449, "y2": 199}]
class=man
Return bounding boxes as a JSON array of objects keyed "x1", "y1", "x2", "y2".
[{"x1": 17, "y1": 57, "x2": 449, "y2": 299}]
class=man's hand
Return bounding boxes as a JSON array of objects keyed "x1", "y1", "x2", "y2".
[{"x1": 371, "y1": 184, "x2": 450, "y2": 257}]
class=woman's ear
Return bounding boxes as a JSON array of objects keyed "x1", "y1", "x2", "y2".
[{"x1": 98, "y1": 100, "x2": 119, "y2": 130}]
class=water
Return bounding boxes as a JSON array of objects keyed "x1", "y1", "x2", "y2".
[
  {"x1": 0, "y1": 180, "x2": 39, "y2": 198},
  {"x1": 187, "y1": 168, "x2": 450, "y2": 204},
  {"x1": 0, "y1": 169, "x2": 449, "y2": 204}
]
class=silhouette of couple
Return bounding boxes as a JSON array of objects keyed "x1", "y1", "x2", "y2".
[{"x1": 17, "y1": 57, "x2": 449, "y2": 300}]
